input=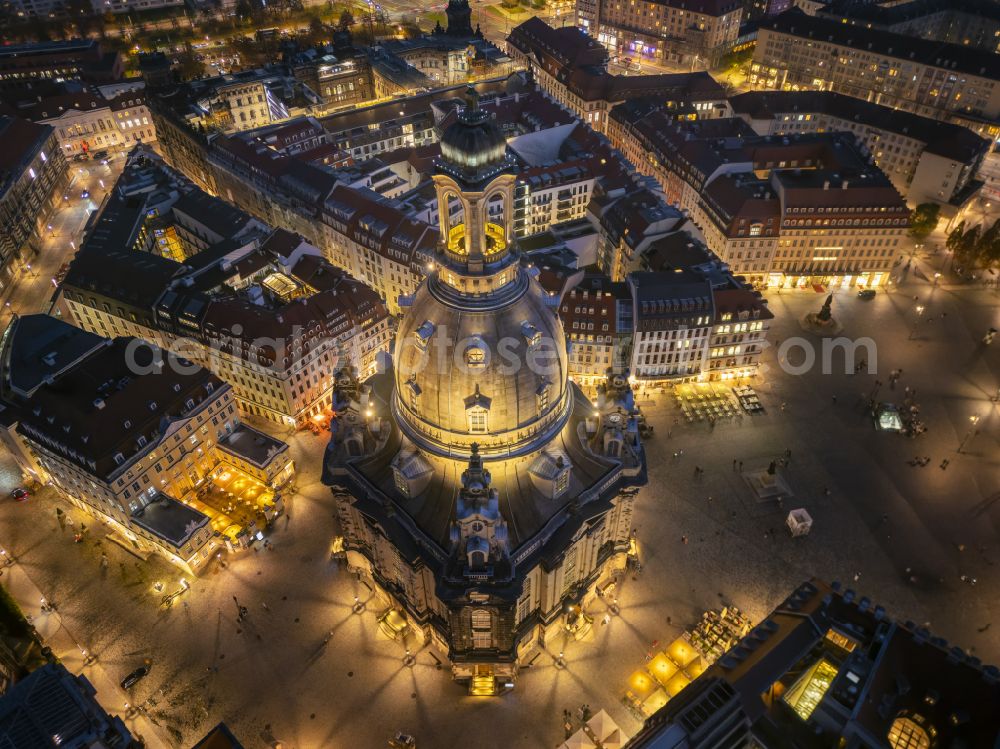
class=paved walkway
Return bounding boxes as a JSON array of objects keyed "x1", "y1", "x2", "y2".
[
  {"x1": 0, "y1": 261, "x2": 997, "y2": 746},
  {"x1": 1, "y1": 556, "x2": 169, "y2": 747}
]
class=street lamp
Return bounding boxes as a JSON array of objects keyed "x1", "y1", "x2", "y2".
[
  {"x1": 907, "y1": 304, "x2": 925, "y2": 339},
  {"x1": 958, "y1": 414, "x2": 981, "y2": 453}
]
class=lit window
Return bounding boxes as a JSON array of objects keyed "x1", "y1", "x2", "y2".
[
  {"x1": 468, "y1": 407, "x2": 488, "y2": 434},
  {"x1": 465, "y1": 343, "x2": 487, "y2": 368},
  {"x1": 888, "y1": 717, "x2": 931, "y2": 749}
]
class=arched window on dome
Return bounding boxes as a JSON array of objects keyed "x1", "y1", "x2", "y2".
[
  {"x1": 468, "y1": 406, "x2": 488, "y2": 434},
  {"x1": 536, "y1": 379, "x2": 551, "y2": 412}
]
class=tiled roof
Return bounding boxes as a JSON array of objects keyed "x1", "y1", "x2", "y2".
[{"x1": 729, "y1": 90, "x2": 989, "y2": 163}]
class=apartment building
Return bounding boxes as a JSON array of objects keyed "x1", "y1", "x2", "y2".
[
  {"x1": 730, "y1": 91, "x2": 989, "y2": 207},
  {"x1": 576, "y1": 0, "x2": 743, "y2": 66},
  {"x1": 608, "y1": 108, "x2": 910, "y2": 287},
  {"x1": 216, "y1": 80, "x2": 286, "y2": 132},
  {"x1": 706, "y1": 287, "x2": 772, "y2": 380},
  {"x1": 588, "y1": 188, "x2": 689, "y2": 281},
  {"x1": 815, "y1": 0, "x2": 1000, "y2": 53},
  {"x1": 507, "y1": 18, "x2": 729, "y2": 132},
  {"x1": 147, "y1": 67, "x2": 317, "y2": 156},
  {"x1": 558, "y1": 274, "x2": 633, "y2": 391},
  {"x1": 0, "y1": 315, "x2": 230, "y2": 574},
  {"x1": 0, "y1": 40, "x2": 123, "y2": 95},
  {"x1": 58, "y1": 149, "x2": 394, "y2": 427},
  {"x1": 107, "y1": 88, "x2": 158, "y2": 149},
  {"x1": 0, "y1": 116, "x2": 68, "y2": 293},
  {"x1": 18, "y1": 92, "x2": 122, "y2": 158},
  {"x1": 629, "y1": 270, "x2": 713, "y2": 382},
  {"x1": 751, "y1": 9, "x2": 1000, "y2": 121},
  {"x1": 629, "y1": 270, "x2": 771, "y2": 385},
  {"x1": 320, "y1": 184, "x2": 438, "y2": 314}
]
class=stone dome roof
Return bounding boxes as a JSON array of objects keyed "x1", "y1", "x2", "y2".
[
  {"x1": 392, "y1": 267, "x2": 570, "y2": 460},
  {"x1": 438, "y1": 87, "x2": 510, "y2": 187}
]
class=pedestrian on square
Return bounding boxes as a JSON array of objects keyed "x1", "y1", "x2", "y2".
[
  {"x1": 681, "y1": 535, "x2": 688, "y2": 545},
  {"x1": 732, "y1": 459, "x2": 737, "y2": 471},
  {"x1": 738, "y1": 460, "x2": 743, "y2": 471}
]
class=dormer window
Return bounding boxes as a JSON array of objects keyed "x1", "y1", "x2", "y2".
[
  {"x1": 405, "y1": 377, "x2": 421, "y2": 409},
  {"x1": 413, "y1": 320, "x2": 435, "y2": 351},
  {"x1": 521, "y1": 321, "x2": 541, "y2": 346}
]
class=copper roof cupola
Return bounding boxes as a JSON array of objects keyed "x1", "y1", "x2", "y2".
[{"x1": 437, "y1": 87, "x2": 512, "y2": 190}]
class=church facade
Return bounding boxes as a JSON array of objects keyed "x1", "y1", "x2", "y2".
[{"x1": 323, "y1": 88, "x2": 646, "y2": 694}]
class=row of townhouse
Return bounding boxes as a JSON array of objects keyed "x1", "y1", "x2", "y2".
[
  {"x1": 606, "y1": 108, "x2": 910, "y2": 288},
  {"x1": 539, "y1": 256, "x2": 773, "y2": 388},
  {"x1": 729, "y1": 90, "x2": 989, "y2": 211},
  {"x1": 751, "y1": 9, "x2": 1000, "y2": 123}
]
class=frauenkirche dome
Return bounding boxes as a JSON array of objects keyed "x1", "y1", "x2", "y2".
[{"x1": 323, "y1": 84, "x2": 646, "y2": 695}]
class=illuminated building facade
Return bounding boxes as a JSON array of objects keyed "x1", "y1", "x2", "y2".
[
  {"x1": 324, "y1": 88, "x2": 646, "y2": 694},
  {"x1": 624, "y1": 579, "x2": 1000, "y2": 748}
]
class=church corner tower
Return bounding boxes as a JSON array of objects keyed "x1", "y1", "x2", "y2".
[
  {"x1": 323, "y1": 86, "x2": 646, "y2": 696},
  {"x1": 445, "y1": 0, "x2": 474, "y2": 37}
]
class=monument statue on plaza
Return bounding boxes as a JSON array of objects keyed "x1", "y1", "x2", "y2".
[
  {"x1": 767, "y1": 460, "x2": 777, "y2": 476},
  {"x1": 817, "y1": 294, "x2": 833, "y2": 322},
  {"x1": 802, "y1": 292, "x2": 843, "y2": 335}
]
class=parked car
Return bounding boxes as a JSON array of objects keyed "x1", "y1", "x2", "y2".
[
  {"x1": 120, "y1": 665, "x2": 149, "y2": 690},
  {"x1": 80, "y1": 189, "x2": 89, "y2": 199},
  {"x1": 10, "y1": 488, "x2": 29, "y2": 502},
  {"x1": 91, "y1": 150, "x2": 108, "y2": 161},
  {"x1": 857, "y1": 289, "x2": 876, "y2": 300}
]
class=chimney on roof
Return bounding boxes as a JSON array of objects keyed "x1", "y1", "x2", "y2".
[
  {"x1": 842, "y1": 180, "x2": 849, "y2": 189},
  {"x1": 823, "y1": 180, "x2": 830, "y2": 190}
]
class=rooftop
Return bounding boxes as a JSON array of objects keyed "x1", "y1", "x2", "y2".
[
  {"x1": 0, "y1": 663, "x2": 133, "y2": 748},
  {"x1": 218, "y1": 424, "x2": 289, "y2": 468},
  {"x1": 0, "y1": 315, "x2": 107, "y2": 400},
  {"x1": 730, "y1": 90, "x2": 990, "y2": 163},
  {"x1": 627, "y1": 579, "x2": 1000, "y2": 748},
  {"x1": 760, "y1": 7, "x2": 1000, "y2": 79},
  {"x1": 131, "y1": 493, "x2": 211, "y2": 548}
]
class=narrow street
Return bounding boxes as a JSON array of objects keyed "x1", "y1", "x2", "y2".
[{"x1": 3, "y1": 158, "x2": 123, "y2": 323}]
